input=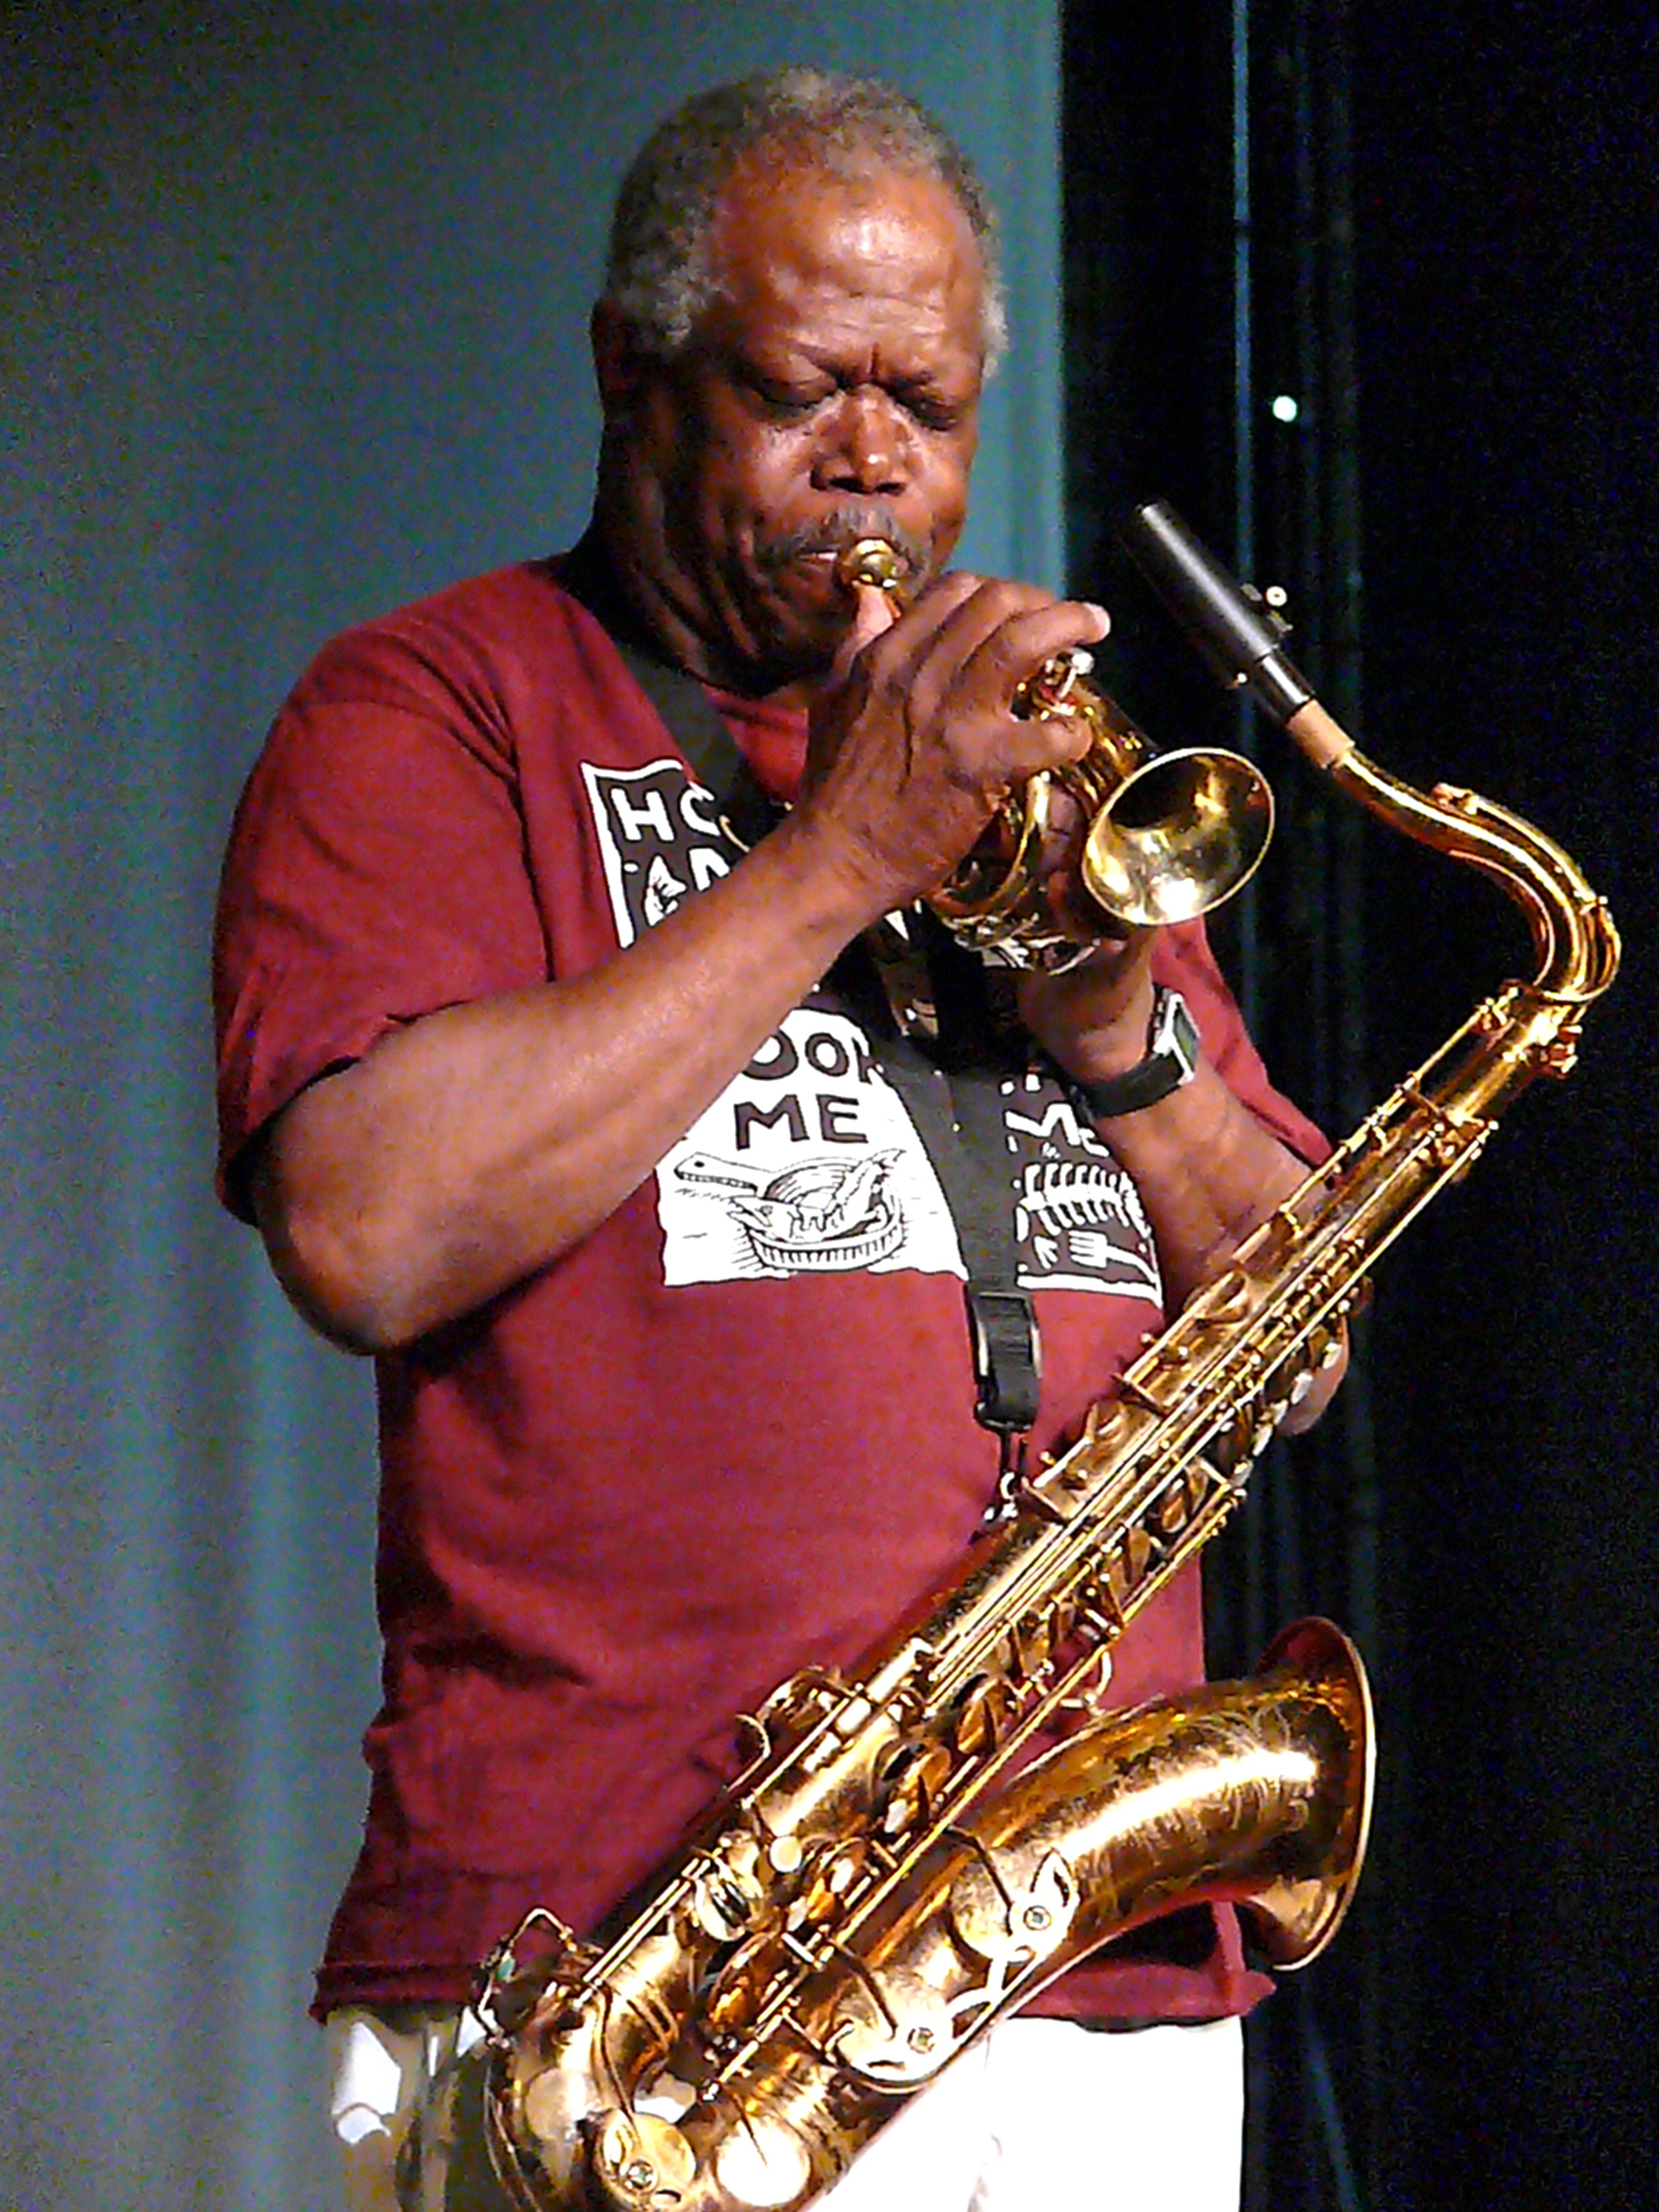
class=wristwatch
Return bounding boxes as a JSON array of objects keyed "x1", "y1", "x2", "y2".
[{"x1": 1074, "y1": 986, "x2": 1201, "y2": 1118}]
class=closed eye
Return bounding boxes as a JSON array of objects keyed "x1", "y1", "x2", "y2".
[
  {"x1": 905, "y1": 394, "x2": 967, "y2": 432},
  {"x1": 886, "y1": 378, "x2": 970, "y2": 431},
  {"x1": 745, "y1": 374, "x2": 834, "y2": 419}
]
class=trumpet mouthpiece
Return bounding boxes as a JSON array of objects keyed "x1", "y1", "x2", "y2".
[{"x1": 836, "y1": 539, "x2": 907, "y2": 595}]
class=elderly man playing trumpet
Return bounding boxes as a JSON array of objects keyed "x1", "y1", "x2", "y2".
[{"x1": 216, "y1": 65, "x2": 1341, "y2": 2212}]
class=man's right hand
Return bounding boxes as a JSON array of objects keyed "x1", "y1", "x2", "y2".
[{"x1": 794, "y1": 572, "x2": 1113, "y2": 916}]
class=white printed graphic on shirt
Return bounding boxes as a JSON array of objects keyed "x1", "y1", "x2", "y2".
[
  {"x1": 583, "y1": 757, "x2": 732, "y2": 941},
  {"x1": 581, "y1": 757, "x2": 1161, "y2": 1301},
  {"x1": 1001, "y1": 1073, "x2": 1162, "y2": 1301},
  {"x1": 659, "y1": 1008, "x2": 966, "y2": 1285}
]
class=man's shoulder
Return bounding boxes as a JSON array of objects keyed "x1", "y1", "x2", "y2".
[
  {"x1": 321, "y1": 555, "x2": 575, "y2": 662},
  {"x1": 290, "y1": 554, "x2": 617, "y2": 716}
]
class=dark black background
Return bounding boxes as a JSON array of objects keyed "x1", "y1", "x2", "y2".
[{"x1": 1065, "y1": 5, "x2": 1657, "y2": 2207}]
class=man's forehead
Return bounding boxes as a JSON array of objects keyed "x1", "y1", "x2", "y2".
[{"x1": 702, "y1": 155, "x2": 987, "y2": 356}]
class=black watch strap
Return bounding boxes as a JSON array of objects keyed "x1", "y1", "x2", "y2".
[{"x1": 1074, "y1": 986, "x2": 1200, "y2": 1119}]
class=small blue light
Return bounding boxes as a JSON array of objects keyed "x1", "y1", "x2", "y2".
[{"x1": 1271, "y1": 394, "x2": 1301, "y2": 424}]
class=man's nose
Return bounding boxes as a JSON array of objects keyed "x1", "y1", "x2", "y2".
[{"x1": 811, "y1": 390, "x2": 910, "y2": 497}]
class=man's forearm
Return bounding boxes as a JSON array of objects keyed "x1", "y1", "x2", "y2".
[
  {"x1": 1084, "y1": 1066, "x2": 1346, "y2": 1429},
  {"x1": 254, "y1": 811, "x2": 889, "y2": 1353}
]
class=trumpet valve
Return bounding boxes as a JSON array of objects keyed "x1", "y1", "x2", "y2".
[{"x1": 1017, "y1": 648, "x2": 1095, "y2": 720}]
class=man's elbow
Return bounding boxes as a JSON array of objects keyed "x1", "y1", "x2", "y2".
[{"x1": 250, "y1": 1134, "x2": 429, "y2": 1356}]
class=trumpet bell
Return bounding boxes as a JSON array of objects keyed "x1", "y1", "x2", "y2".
[
  {"x1": 1082, "y1": 746, "x2": 1275, "y2": 930},
  {"x1": 931, "y1": 727, "x2": 1276, "y2": 968}
]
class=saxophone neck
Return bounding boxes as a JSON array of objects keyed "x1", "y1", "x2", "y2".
[
  {"x1": 1119, "y1": 500, "x2": 1621, "y2": 1012},
  {"x1": 1298, "y1": 711, "x2": 1621, "y2": 1010}
]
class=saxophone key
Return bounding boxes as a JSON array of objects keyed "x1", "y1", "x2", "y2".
[
  {"x1": 690, "y1": 1840, "x2": 768, "y2": 1943},
  {"x1": 790, "y1": 1838, "x2": 870, "y2": 1928},
  {"x1": 1009, "y1": 1609, "x2": 1061, "y2": 1680},
  {"x1": 704, "y1": 1931, "x2": 789, "y2": 2036},
  {"x1": 591, "y1": 2108, "x2": 698, "y2": 2212},
  {"x1": 950, "y1": 1673, "x2": 1017, "y2": 1758},
  {"x1": 1146, "y1": 1471, "x2": 1204, "y2": 1540},
  {"x1": 876, "y1": 1740, "x2": 956, "y2": 1837}
]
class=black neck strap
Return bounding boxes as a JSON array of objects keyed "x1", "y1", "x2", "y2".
[
  {"x1": 833, "y1": 922, "x2": 1040, "y2": 1438},
  {"x1": 557, "y1": 532, "x2": 779, "y2": 847},
  {"x1": 557, "y1": 536, "x2": 1041, "y2": 1440}
]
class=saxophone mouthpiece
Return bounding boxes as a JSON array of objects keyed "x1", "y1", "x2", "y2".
[{"x1": 1120, "y1": 501, "x2": 1315, "y2": 726}]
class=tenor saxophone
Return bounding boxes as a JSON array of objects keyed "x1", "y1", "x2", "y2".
[{"x1": 477, "y1": 509, "x2": 1619, "y2": 2212}]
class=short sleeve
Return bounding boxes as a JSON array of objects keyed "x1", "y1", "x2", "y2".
[
  {"x1": 1153, "y1": 918, "x2": 1330, "y2": 1162},
  {"x1": 213, "y1": 623, "x2": 549, "y2": 1218}
]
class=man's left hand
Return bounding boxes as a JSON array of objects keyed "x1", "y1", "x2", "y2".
[
  {"x1": 1016, "y1": 927, "x2": 1158, "y2": 1087},
  {"x1": 1010, "y1": 775, "x2": 1158, "y2": 1082}
]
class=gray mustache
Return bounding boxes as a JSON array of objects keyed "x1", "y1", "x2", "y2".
[{"x1": 755, "y1": 509, "x2": 930, "y2": 579}]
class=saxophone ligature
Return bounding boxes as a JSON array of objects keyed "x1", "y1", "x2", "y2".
[{"x1": 476, "y1": 508, "x2": 1618, "y2": 2212}]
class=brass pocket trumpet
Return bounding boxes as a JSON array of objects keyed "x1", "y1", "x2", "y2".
[{"x1": 837, "y1": 538, "x2": 1275, "y2": 972}]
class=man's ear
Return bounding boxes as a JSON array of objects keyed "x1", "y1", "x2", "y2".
[{"x1": 591, "y1": 300, "x2": 651, "y2": 420}]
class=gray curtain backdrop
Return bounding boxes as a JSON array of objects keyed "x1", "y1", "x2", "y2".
[{"x1": 2, "y1": 6, "x2": 1061, "y2": 2207}]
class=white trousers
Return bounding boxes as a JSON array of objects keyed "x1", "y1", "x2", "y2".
[{"x1": 326, "y1": 2003, "x2": 1242, "y2": 2212}]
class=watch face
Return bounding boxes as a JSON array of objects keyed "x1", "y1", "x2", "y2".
[
  {"x1": 1151, "y1": 988, "x2": 1200, "y2": 1083},
  {"x1": 1168, "y1": 991, "x2": 1201, "y2": 1078}
]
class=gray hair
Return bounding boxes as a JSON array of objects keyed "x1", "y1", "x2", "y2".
[{"x1": 602, "y1": 67, "x2": 1007, "y2": 374}]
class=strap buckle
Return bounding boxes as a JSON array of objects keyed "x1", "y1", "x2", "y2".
[{"x1": 966, "y1": 1285, "x2": 1042, "y2": 1435}]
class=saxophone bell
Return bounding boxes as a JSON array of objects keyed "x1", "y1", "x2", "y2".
[
  {"x1": 483, "y1": 1621, "x2": 1374, "y2": 2212},
  {"x1": 835, "y1": 538, "x2": 1275, "y2": 970}
]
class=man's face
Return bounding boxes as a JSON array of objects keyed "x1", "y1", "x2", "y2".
[{"x1": 602, "y1": 158, "x2": 986, "y2": 692}]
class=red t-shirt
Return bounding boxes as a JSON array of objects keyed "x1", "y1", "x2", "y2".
[{"x1": 214, "y1": 557, "x2": 1326, "y2": 2024}]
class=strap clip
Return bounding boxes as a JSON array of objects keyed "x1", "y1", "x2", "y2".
[{"x1": 967, "y1": 1285, "x2": 1042, "y2": 1435}]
